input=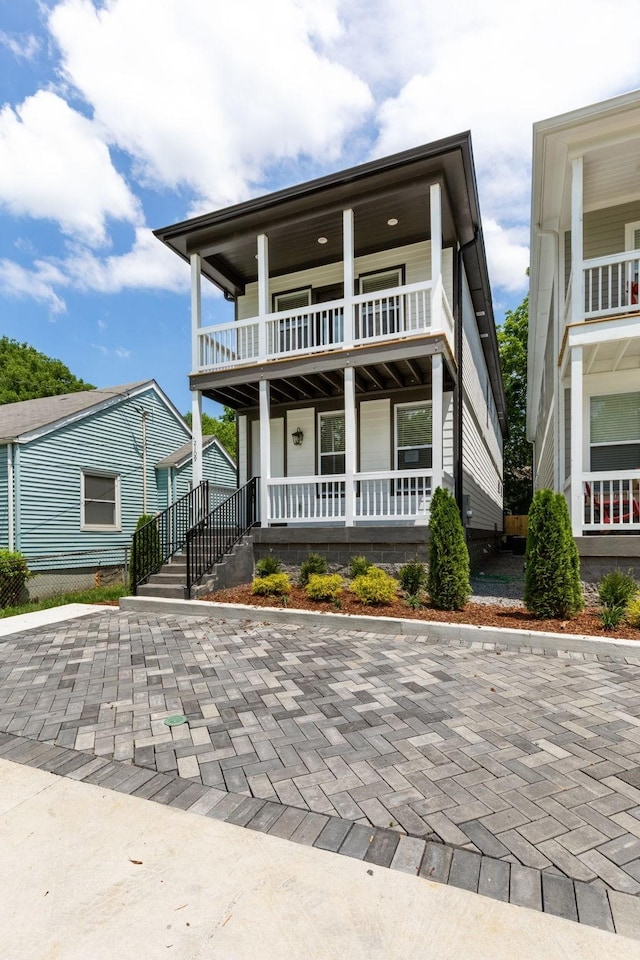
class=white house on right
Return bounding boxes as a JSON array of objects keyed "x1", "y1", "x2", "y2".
[{"x1": 529, "y1": 91, "x2": 640, "y2": 561}]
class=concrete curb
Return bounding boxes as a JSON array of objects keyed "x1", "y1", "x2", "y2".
[{"x1": 119, "y1": 595, "x2": 640, "y2": 659}]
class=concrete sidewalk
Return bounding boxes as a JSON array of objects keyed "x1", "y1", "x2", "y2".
[
  {"x1": 1, "y1": 757, "x2": 638, "y2": 960},
  {"x1": 0, "y1": 603, "x2": 109, "y2": 638}
]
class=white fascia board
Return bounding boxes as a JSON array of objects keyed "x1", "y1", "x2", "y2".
[
  {"x1": 567, "y1": 313, "x2": 640, "y2": 348},
  {"x1": 171, "y1": 436, "x2": 237, "y2": 472},
  {"x1": 16, "y1": 380, "x2": 157, "y2": 444}
]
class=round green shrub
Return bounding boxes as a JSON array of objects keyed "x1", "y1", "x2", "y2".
[
  {"x1": 349, "y1": 555, "x2": 371, "y2": 578},
  {"x1": 351, "y1": 567, "x2": 398, "y2": 605},
  {"x1": 625, "y1": 595, "x2": 640, "y2": 628},
  {"x1": 251, "y1": 573, "x2": 291, "y2": 597},
  {"x1": 0, "y1": 549, "x2": 32, "y2": 608},
  {"x1": 398, "y1": 560, "x2": 427, "y2": 597},
  {"x1": 524, "y1": 490, "x2": 584, "y2": 619},
  {"x1": 427, "y1": 487, "x2": 470, "y2": 611},
  {"x1": 305, "y1": 573, "x2": 343, "y2": 601},
  {"x1": 299, "y1": 553, "x2": 327, "y2": 586}
]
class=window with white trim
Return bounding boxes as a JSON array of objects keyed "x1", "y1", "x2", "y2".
[
  {"x1": 590, "y1": 391, "x2": 640, "y2": 471},
  {"x1": 396, "y1": 402, "x2": 432, "y2": 470},
  {"x1": 318, "y1": 411, "x2": 345, "y2": 475},
  {"x1": 273, "y1": 288, "x2": 311, "y2": 312},
  {"x1": 82, "y1": 471, "x2": 120, "y2": 530}
]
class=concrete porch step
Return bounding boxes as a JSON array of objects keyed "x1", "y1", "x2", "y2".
[{"x1": 136, "y1": 582, "x2": 187, "y2": 600}]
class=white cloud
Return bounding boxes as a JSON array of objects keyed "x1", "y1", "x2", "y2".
[
  {"x1": 482, "y1": 220, "x2": 529, "y2": 294},
  {"x1": 48, "y1": 0, "x2": 373, "y2": 207},
  {"x1": 91, "y1": 343, "x2": 131, "y2": 359},
  {"x1": 0, "y1": 258, "x2": 67, "y2": 315},
  {"x1": 0, "y1": 91, "x2": 140, "y2": 245},
  {"x1": 0, "y1": 31, "x2": 41, "y2": 61}
]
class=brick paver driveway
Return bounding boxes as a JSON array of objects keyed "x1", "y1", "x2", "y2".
[{"x1": 2, "y1": 610, "x2": 640, "y2": 898}]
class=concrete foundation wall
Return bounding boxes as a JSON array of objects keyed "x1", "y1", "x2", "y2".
[
  {"x1": 577, "y1": 537, "x2": 640, "y2": 585},
  {"x1": 27, "y1": 564, "x2": 125, "y2": 601}
]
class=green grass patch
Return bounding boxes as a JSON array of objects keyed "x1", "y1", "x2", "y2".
[{"x1": 0, "y1": 582, "x2": 128, "y2": 619}]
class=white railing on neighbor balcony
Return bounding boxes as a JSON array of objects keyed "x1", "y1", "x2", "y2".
[
  {"x1": 583, "y1": 252, "x2": 640, "y2": 320},
  {"x1": 583, "y1": 472, "x2": 640, "y2": 531},
  {"x1": 266, "y1": 470, "x2": 435, "y2": 524},
  {"x1": 195, "y1": 279, "x2": 454, "y2": 373}
]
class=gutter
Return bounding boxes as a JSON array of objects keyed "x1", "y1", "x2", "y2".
[{"x1": 7, "y1": 443, "x2": 14, "y2": 551}]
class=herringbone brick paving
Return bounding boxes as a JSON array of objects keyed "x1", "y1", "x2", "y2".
[{"x1": 2, "y1": 609, "x2": 640, "y2": 905}]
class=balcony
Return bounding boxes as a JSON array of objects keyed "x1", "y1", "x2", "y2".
[
  {"x1": 581, "y1": 472, "x2": 640, "y2": 532},
  {"x1": 565, "y1": 252, "x2": 640, "y2": 324},
  {"x1": 264, "y1": 469, "x2": 454, "y2": 525},
  {"x1": 194, "y1": 279, "x2": 453, "y2": 375}
]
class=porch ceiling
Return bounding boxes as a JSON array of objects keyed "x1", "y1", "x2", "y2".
[
  {"x1": 583, "y1": 335, "x2": 640, "y2": 376},
  {"x1": 195, "y1": 348, "x2": 454, "y2": 409}
]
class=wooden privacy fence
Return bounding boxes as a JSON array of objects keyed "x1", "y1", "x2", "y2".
[{"x1": 504, "y1": 515, "x2": 528, "y2": 538}]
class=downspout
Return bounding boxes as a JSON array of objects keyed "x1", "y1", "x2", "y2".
[
  {"x1": 7, "y1": 443, "x2": 14, "y2": 551},
  {"x1": 454, "y1": 233, "x2": 477, "y2": 513}
]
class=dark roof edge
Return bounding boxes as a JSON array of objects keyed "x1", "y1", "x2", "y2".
[{"x1": 154, "y1": 132, "x2": 473, "y2": 242}]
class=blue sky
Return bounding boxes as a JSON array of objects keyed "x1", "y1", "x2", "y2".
[{"x1": 2, "y1": 0, "x2": 640, "y2": 417}]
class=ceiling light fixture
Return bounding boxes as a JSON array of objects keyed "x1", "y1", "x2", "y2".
[
  {"x1": 317, "y1": 236, "x2": 328, "y2": 244},
  {"x1": 387, "y1": 218, "x2": 398, "y2": 226}
]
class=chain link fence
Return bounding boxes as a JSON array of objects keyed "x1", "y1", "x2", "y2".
[{"x1": 0, "y1": 547, "x2": 130, "y2": 609}]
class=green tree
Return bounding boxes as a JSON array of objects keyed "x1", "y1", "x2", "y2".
[
  {"x1": 184, "y1": 406, "x2": 237, "y2": 459},
  {"x1": 497, "y1": 295, "x2": 532, "y2": 514},
  {"x1": 427, "y1": 487, "x2": 471, "y2": 610},
  {"x1": 0, "y1": 337, "x2": 93, "y2": 404},
  {"x1": 524, "y1": 489, "x2": 584, "y2": 619}
]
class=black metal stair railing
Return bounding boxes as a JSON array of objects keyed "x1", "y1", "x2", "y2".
[
  {"x1": 186, "y1": 477, "x2": 258, "y2": 594},
  {"x1": 131, "y1": 481, "x2": 210, "y2": 593}
]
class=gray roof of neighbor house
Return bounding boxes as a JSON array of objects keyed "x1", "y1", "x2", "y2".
[
  {"x1": 0, "y1": 381, "x2": 157, "y2": 443},
  {"x1": 156, "y1": 435, "x2": 222, "y2": 469}
]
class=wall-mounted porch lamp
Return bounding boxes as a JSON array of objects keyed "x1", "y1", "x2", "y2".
[{"x1": 292, "y1": 427, "x2": 304, "y2": 446}]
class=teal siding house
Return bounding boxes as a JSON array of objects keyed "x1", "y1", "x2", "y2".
[{"x1": 0, "y1": 380, "x2": 236, "y2": 597}]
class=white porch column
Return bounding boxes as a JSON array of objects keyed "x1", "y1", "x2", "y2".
[
  {"x1": 344, "y1": 366, "x2": 356, "y2": 527},
  {"x1": 190, "y1": 253, "x2": 203, "y2": 486},
  {"x1": 432, "y1": 353, "x2": 443, "y2": 491},
  {"x1": 430, "y1": 182, "x2": 442, "y2": 332},
  {"x1": 570, "y1": 344, "x2": 584, "y2": 536},
  {"x1": 343, "y1": 209, "x2": 354, "y2": 347},
  {"x1": 257, "y1": 234, "x2": 269, "y2": 360},
  {"x1": 259, "y1": 380, "x2": 271, "y2": 525},
  {"x1": 571, "y1": 157, "x2": 583, "y2": 325}
]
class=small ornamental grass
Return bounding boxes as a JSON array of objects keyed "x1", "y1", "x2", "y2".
[
  {"x1": 305, "y1": 573, "x2": 343, "y2": 602},
  {"x1": 351, "y1": 566, "x2": 398, "y2": 605},
  {"x1": 598, "y1": 570, "x2": 638, "y2": 610},
  {"x1": 349, "y1": 555, "x2": 371, "y2": 578},
  {"x1": 251, "y1": 573, "x2": 291, "y2": 597},
  {"x1": 299, "y1": 553, "x2": 327, "y2": 586},
  {"x1": 255, "y1": 554, "x2": 281, "y2": 578}
]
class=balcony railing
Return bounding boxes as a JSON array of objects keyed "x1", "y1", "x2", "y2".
[
  {"x1": 583, "y1": 252, "x2": 640, "y2": 320},
  {"x1": 265, "y1": 470, "x2": 436, "y2": 524},
  {"x1": 195, "y1": 279, "x2": 453, "y2": 374},
  {"x1": 583, "y1": 471, "x2": 640, "y2": 531}
]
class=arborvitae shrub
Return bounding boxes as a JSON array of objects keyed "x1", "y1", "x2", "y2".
[
  {"x1": 255, "y1": 554, "x2": 281, "y2": 577},
  {"x1": 305, "y1": 573, "x2": 343, "y2": 601},
  {"x1": 349, "y1": 556, "x2": 371, "y2": 578},
  {"x1": 398, "y1": 560, "x2": 427, "y2": 597},
  {"x1": 524, "y1": 490, "x2": 584, "y2": 618},
  {"x1": 351, "y1": 567, "x2": 398, "y2": 604},
  {"x1": 427, "y1": 487, "x2": 470, "y2": 611},
  {"x1": 299, "y1": 553, "x2": 327, "y2": 585},
  {"x1": 251, "y1": 573, "x2": 291, "y2": 597},
  {"x1": 130, "y1": 514, "x2": 161, "y2": 592}
]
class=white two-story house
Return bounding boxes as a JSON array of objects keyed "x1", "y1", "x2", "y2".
[
  {"x1": 155, "y1": 134, "x2": 506, "y2": 569},
  {"x1": 529, "y1": 92, "x2": 640, "y2": 568}
]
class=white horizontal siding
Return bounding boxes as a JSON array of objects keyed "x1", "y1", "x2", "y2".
[
  {"x1": 238, "y1": 242, "x2": 454, "y2": 320},
  {"x1": 360, "y1": 399, "x2": 390, "y2": 471},
  {"x1": 535, "y1": 413, "x2": 555, "y2": 491},
  {"x1": 442, "y1": 392, "x2": 454, "y2": 481}
]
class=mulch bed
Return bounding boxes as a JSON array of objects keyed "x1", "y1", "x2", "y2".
[{"x1": 200, "y1": 584, "x2": 640, "y2": 642}]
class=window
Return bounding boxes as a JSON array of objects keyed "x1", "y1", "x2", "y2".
[
  {"x1": 396, "y1": 402, "x2": 432, "y2": 470},
  {"x1": 82, "y1": 471, "x2": 120, "y2": 529},
  {"x1": 318, "y1": 412, "x2": 345, "y2": 475},
  {"x1": 358, "y1": 268, "x2": 403, "y2": 338},
  {"x1": 273, "y1": 288, "x2": 311, "y2": 312},
  {"x1": 590, "y1": 391, "x2": 640, "y2": 471}
]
